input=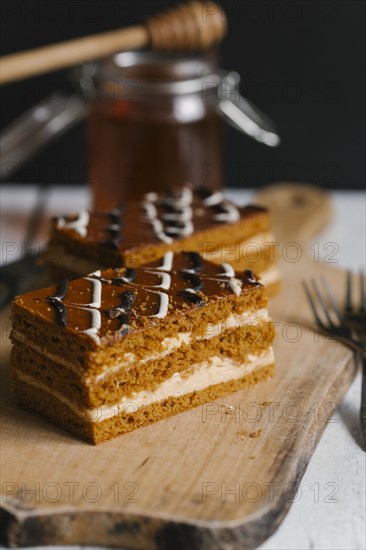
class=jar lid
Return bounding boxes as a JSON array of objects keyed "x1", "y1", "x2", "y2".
[
  {"x1": 96, "y1": 50, "x2": 222, "y2": 95},
  {"x1": 113, "y1": 50, "x2": 217, "y2": 81}
]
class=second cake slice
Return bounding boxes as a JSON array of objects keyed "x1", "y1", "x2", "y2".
[{"x1": 47, "y1": 186, "x2": 280, "y2": 294}]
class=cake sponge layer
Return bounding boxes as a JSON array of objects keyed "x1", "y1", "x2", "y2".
[
  {"x1": 13, "y1": 355, "x2": 274, "y2": 444},
  {"x1": 12, "y1": 318, "x2": 274, "y2": 409}
]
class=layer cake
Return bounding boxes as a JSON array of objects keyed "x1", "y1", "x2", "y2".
[
  {"x1": 47, "y1": 186, "x2": 280, "y2": 293},
  {"x1": 11, "y1": 251, "x2": 275, "y2": 444}
]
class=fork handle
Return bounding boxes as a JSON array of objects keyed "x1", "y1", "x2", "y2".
[{"x1": 361, "y1": 353, "x2": 366, "y2": 451}]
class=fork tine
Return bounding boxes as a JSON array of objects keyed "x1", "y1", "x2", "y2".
[
  {"x1": 345, "y1": 271, "x2": 353, "y2": 312},
  {"x1": 311, "y1": 278, "x2": 335, "y2": 326},
  {"x1": 321, "y1": 276, "x2": 345, "y2": 324},
  {"x1": 360, "y1": 269, "x2": 365, "y2": 312},
  {"x1": 302, "y1": 281, "x2": 324, "y2": 328}
]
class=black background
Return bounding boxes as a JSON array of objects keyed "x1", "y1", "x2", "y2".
[{"x1": 0, "y1": 0, "x2": 365, "y2": 189}]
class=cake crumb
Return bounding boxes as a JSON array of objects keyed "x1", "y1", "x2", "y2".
[
  {"x1": 249, "y1": 455, "x2": 255, "y2": 460},
  {"x1": 249, "y1": 429, "x2": 263, "y2": 438},
  {"x1": 260, "y1": 401, "x2": 272, "y2": 407},
  {"x1": 237, "y1": 429, "x2": 246, "y2": 440}
]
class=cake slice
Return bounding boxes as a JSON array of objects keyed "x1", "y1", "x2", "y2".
[
  {"x1": 47, "y1": 186, "x2": 280, "y2": 294},
  {"x1": 11, "y1": 251, "x2": 275, "y2": 444}
]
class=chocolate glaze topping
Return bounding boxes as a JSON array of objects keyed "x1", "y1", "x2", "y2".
[
  {"x1": 18, "y1": 252, "x2": 262, "y2": 346},
  {"x1": 53, "y1": 185, "x2": 267, "y2": 253}
]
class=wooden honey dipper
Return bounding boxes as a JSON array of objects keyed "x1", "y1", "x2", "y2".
[{"x1": 0, "y1": 1, "x2": 227, "y2": 85}]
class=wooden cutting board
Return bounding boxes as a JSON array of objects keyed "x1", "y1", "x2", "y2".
[{"x1": 0, "y1": 183, "x2": 357, "y2": 549}]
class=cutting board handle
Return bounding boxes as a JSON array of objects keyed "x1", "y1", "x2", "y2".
[{"x1": 254, "y1": 182, "x2": 333, "y2": 244}]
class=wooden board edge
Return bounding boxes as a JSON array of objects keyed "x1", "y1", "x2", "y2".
[{"x1": 0, "y1": 354, "x2": 357, "y2": 549}]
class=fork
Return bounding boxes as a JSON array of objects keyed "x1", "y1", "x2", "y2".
[
  {"x1": 303, "y1": 277, "x2": 366, "y2": 450},
  {"x1": 345, "y1": 271, "x2": 366, "y2": 343}
]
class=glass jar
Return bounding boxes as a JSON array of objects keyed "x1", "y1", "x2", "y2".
[{"x1": 87, "y1": 51, "x2": 279, "y2": 209}]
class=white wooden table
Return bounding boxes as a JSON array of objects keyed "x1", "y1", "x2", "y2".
[{"x1": 0, "y1": 185, "x2": 365, "y2": 550}]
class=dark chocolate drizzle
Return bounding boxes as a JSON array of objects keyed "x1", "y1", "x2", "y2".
[
  {"x1": 109, "y1": 290, "x2": 136, "y2": 336},
  {"x1": 176, "y1": 252, "x2": 206, "y2": 305},
  {"x1": 161, "y1": 204, "x2": 185, "y2": 215},
  {"x1": 179, "y1": 271, "x2": 203, "y2": 291},
  {"x1": 177, "y1": 290, "x2": 205, "y2": 307},
  {"x1": 183, "y1": 251, "x2": 203, "y2": 272},
  {"x1": 54, "y1": 279, "x2": 68, "y2": 300},
  {"x1": 107, "y1": 268, "x2": 136, "y2": 286},
  {"x1": 210, "y1": 202, "x2": 228, "y2": 215},
  {"x1": 121, "y1": 268, "x2": 136, "y2": 283},
  {"x1": 119, "y1": 290, "x2": 136, "y2": 311},
  {"x1": 46, "y1": 279, "x2": 69, "y2": 326},
  {"x1": 96, "y1": 205, "x2": 123, "y2": 249},
  {"x1": 161, "y1": 188, "x2": 187, "y2": 204},
  {"x1": 164, "y1": 222, "x2": 189, "y2": 236},
  {"x1": 243, "y1": 269, "x2": 262, "y2": 287}
]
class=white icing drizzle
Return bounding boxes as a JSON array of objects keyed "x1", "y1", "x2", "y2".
[
  {"x1": 154, "y1": 251, "x2": 174, "y2": 271},
  {"x1": 132, "y1": 252, "x2": 175, "y2": 315},
  {"x1": 213, "y1": 202, "x2": 240, "y2": 223},
  {"x1": 203, "y1": 262, "x2": 243, "y2": 296},
  {"x1": 142, "y1": 189, "x2": 194, "y2": 242},
  {"x1": 50, "y1": 276, "x2": 103, "y2": 343},
  {"x1": 143, "y1": 202, "x2": 158, "y2": 218},
  {"x1": 83, "y1": 277, "x2": 102, "y2": 308},
  {"x1": 57, "y1": 209, "x2": 90, "y2": 237},
  {"x1": 142, "y1": 186, "x2": 242, "y2": 243},
  {"x1": 202, "y1": 191, "x2": 224, "y2": 206},
  {"x1": 162, "y1": 221, "x2": 194, "y2": 237},
  {"x1": 157, "y1": 272, "x2": 171, "y2": 290},
  {"x1": 108, "y1": 224, "x2": 120, "y2": 231},
  {"x1": 76, "y1": 307, "x2": 102, "y2": 342},
  {"x1": 163, "y1": 187, "x2": 193, "y2": 208},
  {"x1": 220, "y1": 263, "x2": 236, "y2": 277},
  {"x1": 228, "y1": 279, "x2": 242, "y2": 296},
  {"x1": 143, "y1": 271, "x2": 171, "y2": 290},
  {"x1": 47, "y1": 253, "x2": 248, "y2": 342},
  {"x1": 147, "y1": 291, "x2": 169, "y2": 318},
  {"x1": 144, "y1": 192, "x2": 158, "y2": 202},
  {"x1": 149, "y1": 218, "x2": 173, "y2": 244},
  {"x1": 183, "y1": 288, "x2": 197, "y2": 295}
]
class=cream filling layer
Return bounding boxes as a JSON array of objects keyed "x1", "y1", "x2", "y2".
[
  {"x1": 12, "y1": 308, "x2": 269, "y2": 384},
  {"x1": 15, "y1": 348, "x2": 274, "y2": 423}
]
